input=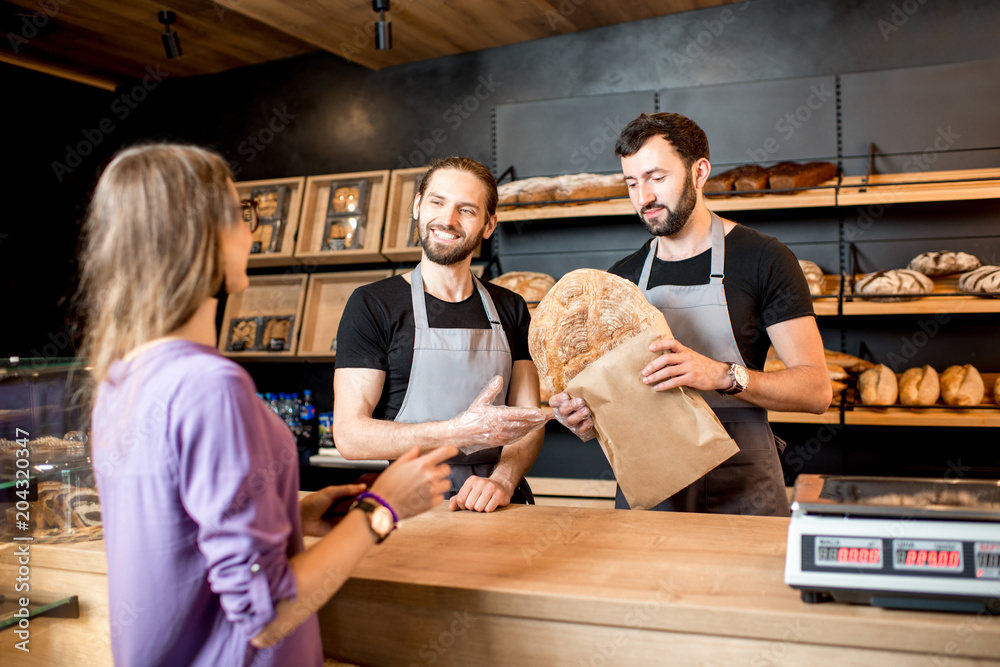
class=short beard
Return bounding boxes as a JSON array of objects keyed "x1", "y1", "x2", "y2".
[
  {"x1": 640, "y1": 168, "x2": 697, "y2": 237},
  {"x1": 417, "y1": 212, "x2": 484, "y2": 265}
]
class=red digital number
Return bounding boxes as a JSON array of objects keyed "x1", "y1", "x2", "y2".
[
  {"x1": 858, "y1": 548, "x2": 869, "y2": 564},
  {"x1": 928, "y1": 550, "x2": 938, "y2": 567},
  {"x1": 906, "y1": 550, "x2": 917, "y2": 566},
  {"x1": 871, "y1": 549, "x2": 880, "y2": 563},
  {"x1": 916, "y1": 550, "x2": 928, "y2": 566},
  {"x1": 838, "y1": 547, "x2": 849, "y2": 562},
  {"x1": 949, "y1": 551, "x2": 961, "y2": 568},
  {"x1": 848, "y1": 547, "x2": 859, "y2": 563}
]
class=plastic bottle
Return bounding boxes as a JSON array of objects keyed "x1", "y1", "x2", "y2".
[{"x1": 299, "y1": 389, "x2": 319, "y2": 454}]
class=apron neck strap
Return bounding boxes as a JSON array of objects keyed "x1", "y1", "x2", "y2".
[
  {"x1": 410, "y1": 263, "x2": 500, "y2": 327},
  {"x1": 638, "y1": 212, "x2": 727, "y2": 289}
]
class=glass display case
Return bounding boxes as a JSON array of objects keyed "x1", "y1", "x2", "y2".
[{"x1": 0, "y1": 357, "x2": 101, "y2": 543}]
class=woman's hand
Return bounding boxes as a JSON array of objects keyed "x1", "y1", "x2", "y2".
[
  {"x1": 370, "y1": 445, "x2": 457, "y2": 520},
  {"x1": 299, "y1": 483, "x2": 366, "y2": 537}
]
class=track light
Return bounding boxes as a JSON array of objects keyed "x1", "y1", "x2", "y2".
[
  {"x1": 372, "y1": 0, "x2": 391, "y2": 50},
  {"x1": 158, "y1": 11, "x2": 182, "y2": 59}
]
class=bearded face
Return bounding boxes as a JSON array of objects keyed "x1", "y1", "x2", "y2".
[
  {"x1": 639, "y1": 166, "x2": 697, "y2": 237},
  {"x1": 416, "y1": 208, "x2": 486, "y2": 265}
]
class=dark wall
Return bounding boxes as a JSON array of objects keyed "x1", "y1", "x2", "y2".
[{"x1": 5, "y1": 0, "x2": 1000, "y2": 482}]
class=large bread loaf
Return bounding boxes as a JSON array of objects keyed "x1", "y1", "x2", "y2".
[
  {"x1": 855, "y1": 269, "x2": 934, "y2": 302},
  {"x1": 907, "y1": 251, "x2": 981, "y2": 276},
  {"x1": 528, "y1": 269, "x2": 661, "y2": 394},
  {"x1": 798, "y1": 260, "x2": 825, "y2": 296},
  {"x1": 767, "y1": 161, "x2": 838, "y2": 190},
  {"x1": 958, "y1": 265, "x2": 1000, "y2": 294},
  {"x1": 858, "y1": 364, "x2": 898, "y2": 406},
  {"x1": 491, "y1": 271, "x2": 556, "y2": 305}
]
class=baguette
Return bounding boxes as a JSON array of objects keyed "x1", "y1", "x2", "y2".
[
  {"x1": 767, "y1": 161, "x2": 838, "y2": 190},
  {"x1": 823, "y1": 349, "x2": 875, "y2": 373}
]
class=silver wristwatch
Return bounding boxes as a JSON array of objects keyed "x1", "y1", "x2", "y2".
[{"x1": 719, "y1": 362, "x2": 749, "y2": 395}]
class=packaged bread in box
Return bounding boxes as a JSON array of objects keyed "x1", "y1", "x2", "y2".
[{"x1": 529, "y1": 269, "x2": 737, "y2": 509}]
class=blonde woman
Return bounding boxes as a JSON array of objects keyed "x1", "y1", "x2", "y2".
[{"x1": 78, "y1": 144, "x2": 455, "y2": 666}]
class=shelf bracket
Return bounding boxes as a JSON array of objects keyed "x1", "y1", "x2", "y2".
[{"x1": 495, "y1": 165, "x2": 517, "y2": 185}]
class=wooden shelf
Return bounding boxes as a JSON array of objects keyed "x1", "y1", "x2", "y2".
[
  {"x1": 842, "y1": 275, "x2": 1000, "y2": 315},
  {"x1": 812, "y1": 274, "x2": 841, "y2": 316},
  {"x1": 235, "y1": 176, "x2": 306, "y2": 268},
  {"x1": 381, "y1": 166, "x2": 427, "y2": 262},
  {"x1": 498, "y1": 198, "x2": 636, "y2": 221},
  {"x1": 295, "y1": 170, "x2": 390, "y2": 265},
  {"x1": 768, "y1": 409, "x2": 841, "y2": 424},
  {"x1": 706, "y1": 181, "x2": 838, "y2": 210},
  {"x1": 838, "y1": 168, "x2": 1000, "y2": 206},
  {"x1": 219, "y1": 274, "x2": 307, "y2": 360},
  {"x1": 297, "y1": 270, "x2": 393, "y2": 359},
  {"x1": 846, "y1": 372, "x2": 999, "y2": 427}
]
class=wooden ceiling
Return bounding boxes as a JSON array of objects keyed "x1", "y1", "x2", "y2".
[{"x1": 2, "y1": 0, "x2": 745, "y2": 89}]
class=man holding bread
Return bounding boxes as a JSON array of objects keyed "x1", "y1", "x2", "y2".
[
  {"x1": 333, "y1": 156, "x2": 550, "y2": 513},
  {"x1": 551, "y1": 113, "x2": 832, "y2": 516}
]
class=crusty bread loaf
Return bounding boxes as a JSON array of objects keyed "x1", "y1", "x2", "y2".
[
  {"x1": 528, "y1": 269, "x2": 662, "y2": 394},
  {"x1": 497, "y1": 180, "x2": 521, "y2": 205},
  {"x1": 940, "y1": 364, "x2": 985, "y2": 407},
  {"x1": 855, "y1": 269, "x2": 934, "y2": 302},
  {"x1": 824, "y1": 349, "x2": 875, "y2": 373},
  {"x1": 907, "y1": 251, "x2": 981, "y2": 276},
  {"x1": 554, "y1": 173, "x2": 627, "y2": 201},
  {"x1": 798, "y1": 260, "x2": 826, "y2": 296},
  {"x1": 958, "y1": 265, "x2": 1000, "y2": 294},
  {"x1": 733, "y1": 165, "x2": 770, "y2": 194},
  {"x1": 491, "y1": 271, "x2": 556, "y2": 304},
  {"x1": 898, "y1": 366, "x2": 940, "y2": 406},
  {"x1": 767, "y1": 161, "x2": 838, "y2": 190},
  {"x1": 858, "y1": 364, "x2": 898, "y2": 406},
  {"x1": 516, "y1": 176, "x2": 560, "y2": 203}
]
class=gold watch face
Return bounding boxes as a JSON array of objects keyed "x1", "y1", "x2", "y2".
[
  {"x1": 370, "y1": 505, "x2": 394, "y2": 538},
  {"x1": 732, "y1": 364, "x2": 749, "y2": 389}
]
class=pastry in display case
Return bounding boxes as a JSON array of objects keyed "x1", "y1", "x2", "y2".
[
  {"x1": 323, "y1": 181, "x2": 369, "y2": 251},
  {"x1": 0, "y1": 358, "x2": 101, "y2": 543},
  {"x1": 248, "y1": 184, "x2": 291, "y2": 255}
]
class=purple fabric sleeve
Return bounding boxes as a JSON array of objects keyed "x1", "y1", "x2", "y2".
[{"x1": 173, "y1": 365, "x2": 298, "y2": 640}]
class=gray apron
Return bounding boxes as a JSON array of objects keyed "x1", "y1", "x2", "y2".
[
  {"x1": 394, "y1": 263, "x2": 533, "y2": 503},
  {"x1": 616, "y1": 213, "x2": 789, "y2": 516}
]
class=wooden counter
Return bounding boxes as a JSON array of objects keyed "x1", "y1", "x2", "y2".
[
  {"x1": 3, "y1": 506, "x2": 998, "y2": 666},
  {"x1": 317, "y1": 505, "x2": 1000, "y2": 666}
]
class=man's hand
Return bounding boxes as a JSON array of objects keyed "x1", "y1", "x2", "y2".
[
  {"x1": 449, "y1": 375, "x2": 551, "y2": 449},
  {"x1": 548, "y1": 392, "x2": 596, "y2": 441},
  {"x1": 642, "y1": 338, "x2": 730, "y2": 392},
  {"x1": 449, "y1": 475, "x2": 513, "y2": 512},
  {"x1": 299, "y1": 483, "x2": 367, "y2": 537}
]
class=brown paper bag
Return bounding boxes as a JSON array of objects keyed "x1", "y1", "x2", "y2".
[{"x1": 565, "y1": 314, "x2": 739, "y2": 510}]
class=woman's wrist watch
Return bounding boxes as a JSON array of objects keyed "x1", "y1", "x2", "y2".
[
  {"x1": 719, "y1": 362, "x2": 750, "y2": 395},
  {"x1": 350, "y1": 498, "x2": 396, "y2": 543}
]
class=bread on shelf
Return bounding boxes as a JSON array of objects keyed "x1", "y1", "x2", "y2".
[
  {"x1": 766, "y1": 161, "x2": 838, "y2": 190},
  {"x1": 491, "y1": 271, "x2": 556, "y2": 306},
  {"x1": 497, "y1": 173, "x2": 627, "y2": 206},
  {"x1": 907, "y1": 251, "x2": 981, "y2": 276},
  {"x1": 798, "y1": 260, "x2": 826, "y2": 296},
  {"x1": 940, "y1": 364, "x2": 985, "y2": 407},
  {"x1": 898, "y1": 366, "x2": 940, "y2": 406},
  {"x1": 854, "y1": 269, "x2": 934, "y2": 302},
  {"x1": 958, "y1": 265, "x2": 1000, "y2": 294},
  {"x1": 858, "y1": 364, "x2": 898, "y2": 406}
]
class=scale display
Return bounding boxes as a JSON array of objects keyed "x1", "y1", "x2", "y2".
[
  {"x1": 893, "y1": 540, "x2": 962, "y2": 571},
  {"x1": 814, "y1": 537, "x2": 882, "y2": 569}
]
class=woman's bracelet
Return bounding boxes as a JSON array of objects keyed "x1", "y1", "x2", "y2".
[{"x1": 356, "y1": 491, "x2": 398, "y2": 524}]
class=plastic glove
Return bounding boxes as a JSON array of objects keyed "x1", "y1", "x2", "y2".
[
  {"x1": 547, "y1": 392, "x2": 596, "y2": 442},
  {"x1": 448, "y1": 375, "x2": 551, "y2": 452}
]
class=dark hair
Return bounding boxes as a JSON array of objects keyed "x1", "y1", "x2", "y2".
[
  {"x1": 614, "y1": 112, "x2": 710, "y2": 167},
  {"x1": 416, "y1": 156, "x2": 498, "y2": 217}
]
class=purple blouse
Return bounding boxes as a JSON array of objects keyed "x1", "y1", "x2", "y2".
[{"x1": 92, "y1": 340, "x2": 322, "y2": 666}]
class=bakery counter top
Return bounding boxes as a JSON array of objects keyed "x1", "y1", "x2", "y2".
[{"x1": 316, "y1": 505, "x2": 1000, "y2": 666}]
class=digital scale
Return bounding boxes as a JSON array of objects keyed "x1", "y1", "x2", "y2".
[{"x1": 785, "y1": 474, "x2": 1000, "y2": 613}]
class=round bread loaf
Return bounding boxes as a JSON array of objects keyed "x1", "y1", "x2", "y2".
[
  {"x1": 491, "y1": 271, "x2": 556, "y2": 304},
  {"x1": 907, "y1": 251, "x2": 981, "y2": 276},
  {"x1": 528, "y1": 269, "x2": 661, "y2": 394},
  {"x1": 940, "y1": 364, "x2": 985, "y2": 407},
  {"x1": 798, "y1": 260, "x2": 825, "y2": 296},
  {"x1": 958, "y1": 265, "x2": 1000, "y2": 294},
  {"x1": 858, "y1": 364, "x2": 898, "y2": 406},
  {"x1": 855, "y1": 269, "x2": 934, "y2": 302},
  {"x1": 898, "y1": 365, "x2": 940, "y2": 406}
]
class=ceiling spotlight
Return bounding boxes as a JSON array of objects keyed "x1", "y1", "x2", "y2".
[
  {"x1": 158, "y1": 11, "x2": 182, "y2": 59},
  {"x1": 372, "y1": 0, "x2": 391, "y2": 50}
]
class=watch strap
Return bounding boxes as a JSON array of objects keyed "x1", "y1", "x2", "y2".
[{"x1": 351, "y1": 499, "x2": 392, "y2": 543}]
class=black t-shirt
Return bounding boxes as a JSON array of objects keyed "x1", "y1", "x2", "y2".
[
  {"x1": 335, "y1": 275, "x2": 532, "y2": 420},
  {"x1": 608, "y1": 224, "x2": 814, "y2": 371}
]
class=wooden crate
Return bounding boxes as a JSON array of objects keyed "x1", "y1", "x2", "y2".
[
  {"x1": 235, "y1": 176, "x2": 305, "y2": 268},
  {"x1": 218, "y1": 274, "x2": 307, "y2": 360},
  {"x1": 295, "y1": 170, "x2": 390, "y2": 265},
  {"x1": 298, "y1": 270, "x2": 393, "y2": 359},
  {"x1": 381, "y1": 166, "x2": 428, "y2": 262}
]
